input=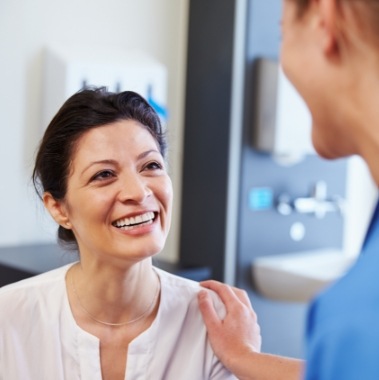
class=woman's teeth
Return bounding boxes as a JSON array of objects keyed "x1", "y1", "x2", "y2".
[{"x1": 113, "y1": 211, "x2": 155, "y2": 229}]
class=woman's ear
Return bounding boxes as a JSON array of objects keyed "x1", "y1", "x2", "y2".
[
  {"x1": 43, "y1": 192, "x2": 72, "y2": 229},
  {"x1": 317, "y1": 0, "x2": 340, "y2": 55}
]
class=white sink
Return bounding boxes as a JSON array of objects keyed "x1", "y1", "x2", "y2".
[{"x1": 252, "y1": 249, "x2": 357, "y2": 303}]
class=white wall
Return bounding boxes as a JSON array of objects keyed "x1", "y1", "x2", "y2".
[{"x1": 0, "y1": 0, "x2": 189, "y2": 262}]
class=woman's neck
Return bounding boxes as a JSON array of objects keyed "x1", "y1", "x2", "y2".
[
  {"x1": 351, "y1": 89, "x2": 379, "y2": 188},
  {"x1": 338, "y1": 58, "x2": 379, "y2": 188},
  {"x1": 67, "y1": 259, "x2": 160, "y2": 326}
]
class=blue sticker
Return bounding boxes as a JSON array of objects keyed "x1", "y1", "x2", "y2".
[{"x1": 248, "y1": 187, "x2": 273, "y2": 211}]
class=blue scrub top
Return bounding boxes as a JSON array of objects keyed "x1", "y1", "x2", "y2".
[{"x1": 305, "y1": 199, "x2": 379, "y2": 380}]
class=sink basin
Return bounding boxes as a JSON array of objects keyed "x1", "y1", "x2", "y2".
[{"x1": 252, "y1": 249, "x2": 357, "y2": 303}]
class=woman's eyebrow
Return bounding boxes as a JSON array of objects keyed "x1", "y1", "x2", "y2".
[
  {"x1": 80, "y1": 150, "x2": 160, "y2": 176},
  {"x1": 137, "y1": 149, "x2": 160, "y2": 160},
  {"x1": 80, "y1": 159, "x2": 118, "y2": 176}
]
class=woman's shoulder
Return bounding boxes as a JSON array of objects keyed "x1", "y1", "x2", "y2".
[
  {"x1": 154, "y1": 267, "x2": 226, "y2": 318},
  {"x1": 154, "y1": 267, "x2": 205, "y2": 301},
  {"x1": 0, "y1": 263, "x2": 74, "y2": 315},
  {"x1": 154, "y1": 267, "x2": 198, "y2": 288}
]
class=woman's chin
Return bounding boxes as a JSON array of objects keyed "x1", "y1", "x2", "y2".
[
  {"x1": 312, "y1": 133, "x2": 340, "y2": 160},
  {"x1": 314, "y1": 145, "x2": 349, "y2": 161}
]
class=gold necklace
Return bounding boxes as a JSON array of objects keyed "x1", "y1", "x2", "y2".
[{"x1": 71, "y1": 268, "x2": 160, "y2": 327}]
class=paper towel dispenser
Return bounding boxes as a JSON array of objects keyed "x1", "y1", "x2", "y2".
[
  {"x1": 42, "y1": 44, "x2": 168, "y2": 132},
  {"x1": 252, "y1": 58, "x2": 314, "y2": 160}
]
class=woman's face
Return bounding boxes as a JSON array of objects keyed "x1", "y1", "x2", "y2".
[
  {"x1": 280, "y1": 0, "x2": 347, "y2": 159},
  {"x1": 55, "y1": 120, "x2": 173, "y2": 264}
]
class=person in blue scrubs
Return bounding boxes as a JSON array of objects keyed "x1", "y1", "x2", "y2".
[{"x1": 198, "y1": 0, "x2": 379, "y2": 379}]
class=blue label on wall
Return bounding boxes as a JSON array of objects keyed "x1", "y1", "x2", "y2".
[{"x1": 248, "y1": 187, "x2": 273, "y2": 211}]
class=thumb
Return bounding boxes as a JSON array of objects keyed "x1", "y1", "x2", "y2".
[{"x1": 198, "y1": 289, "x2": 221, "y2": 329}]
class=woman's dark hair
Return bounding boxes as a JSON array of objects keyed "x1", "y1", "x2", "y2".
[{"x1": 32, "y1": 87, "x2": 167, "y2": 249}]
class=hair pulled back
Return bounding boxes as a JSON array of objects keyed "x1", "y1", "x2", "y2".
[{"x1": 32, "y1": 87, "x2": 167, "y2": 249}]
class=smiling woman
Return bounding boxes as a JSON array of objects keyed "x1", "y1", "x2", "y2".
[{"x1": 0, "y1": 88, "x2": 239, "y2": 380}]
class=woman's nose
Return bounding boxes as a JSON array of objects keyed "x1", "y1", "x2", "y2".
[{"x1": 118, "y1": 174, "x2": 152, "y2": 203}]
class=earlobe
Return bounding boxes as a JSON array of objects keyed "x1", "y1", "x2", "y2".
[{"x1": 43, "y1": 192, "x2": 71, "y2": 229}]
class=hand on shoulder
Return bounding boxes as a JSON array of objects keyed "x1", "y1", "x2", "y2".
[
  {"x1": 198, "y1": 280, "x2": 304, "y2": 380},
  {"x1": 197, "y1": 280, "x2": 261, "y2": 375}
]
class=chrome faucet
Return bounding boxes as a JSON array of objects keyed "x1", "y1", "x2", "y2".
[{"x1": 276, "y1": 181, "x2": 345, "y2": 218}]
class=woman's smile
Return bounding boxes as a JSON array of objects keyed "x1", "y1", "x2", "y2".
[
  {"x1": 112, "y1": 211, "x2": 156, "y2": 229},
  {"x1": 111, "y1": 211, "x2": 159, "y2": 235}
]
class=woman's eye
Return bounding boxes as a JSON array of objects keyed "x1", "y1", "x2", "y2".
[
  {"x1": 144, "y1": 161, "x2": 163, "y2": 171},
  {"x1": 91, "y1": 170, "x2": 115, "y2": 181}
]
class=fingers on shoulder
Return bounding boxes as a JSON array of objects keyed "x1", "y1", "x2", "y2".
[
  {"x1": 200, "y1": 280, "x2": 258, "y2": 321},
  {"x1": 198, "y1": 289, "x2": 223, "y2": 327}
]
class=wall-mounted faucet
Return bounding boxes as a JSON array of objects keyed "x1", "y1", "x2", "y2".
[{"x1": 276, "y1": 181, "x2": 345, "y2": 218}]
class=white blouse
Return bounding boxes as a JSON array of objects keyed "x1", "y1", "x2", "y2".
[{"x1": 0, "y1": 263, "x2": 235, "y2": 380}]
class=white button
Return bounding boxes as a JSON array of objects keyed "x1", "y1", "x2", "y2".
[{"x1": 290, "y1": 222, "x2": 305, "y2": 241}]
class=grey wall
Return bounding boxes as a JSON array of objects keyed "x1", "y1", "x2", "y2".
[
  {"x1": 237, "y1": 1, "x2": 346, "y2": 357},
  {"x1": 180, "y1": 0, "x2": 347, "y2": 358}
]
